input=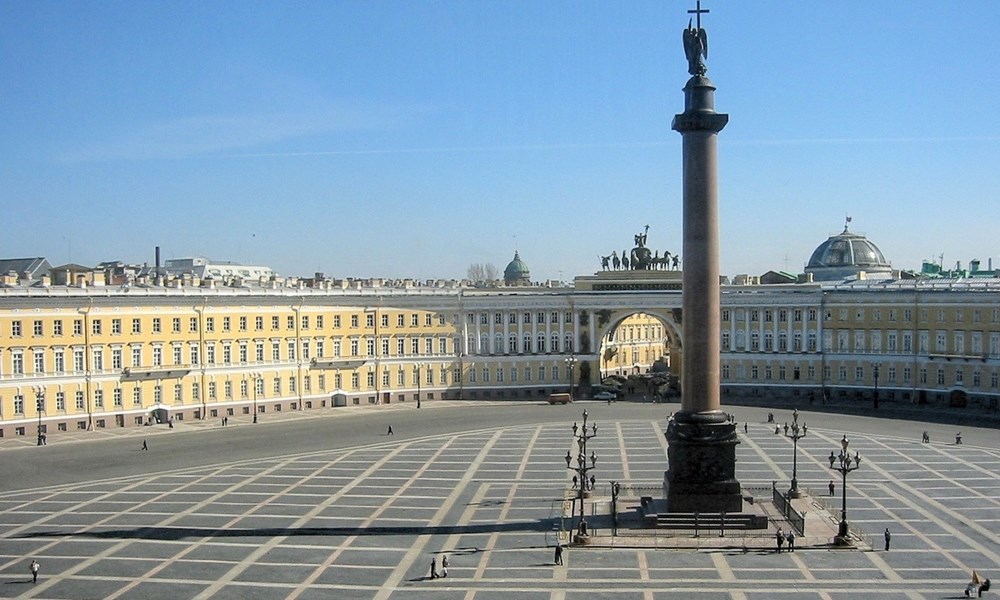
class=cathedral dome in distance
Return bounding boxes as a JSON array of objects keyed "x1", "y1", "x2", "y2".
[
  {"x1": 804, "y1": 221, "x2": 893, "y2": 281},
  {"x1": 503, "y1": 251, "x2": 530, "y2": 286}
]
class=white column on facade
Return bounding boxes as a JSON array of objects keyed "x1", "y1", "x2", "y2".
[
  {"x1": 500, "y1": 311, "x2": 510, "y2": 354},
  {"x1": 488, "y1": 311, "x2": 495, "y2": 355},
  {"x1": 589, "y1": 310, "x2": 597, "y2": 356},
  {"x1": 474, "y1": 312, "x2": 483, "y2": 355},
  {"x1": 574, "y1": 311, "x2": 582, "y2": 354}
]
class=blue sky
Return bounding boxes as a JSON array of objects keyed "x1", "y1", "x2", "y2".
[{"x1": 2, "y1": 1, "x2": 998, "y2": 281}]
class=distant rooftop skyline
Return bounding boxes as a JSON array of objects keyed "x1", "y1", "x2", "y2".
[{"x1": 3, "y1": 1, "x2": 998, "y2": 281}]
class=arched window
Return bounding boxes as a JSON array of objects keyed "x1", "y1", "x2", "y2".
[{"x1": 537, "y1": 334, "x2": 546, "y2": 353}]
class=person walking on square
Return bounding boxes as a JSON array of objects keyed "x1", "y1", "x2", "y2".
[
  {"x1": 141, "y1": 440, "x2": 148, "y2": 451},
  {"x1": 787, "y1": 530, "x2": 795, "y2": 552},
  {"x1": 387, "y1": 425, "x2": 393, "y2": 436},
  {"x1": 744, "y1": 422, "x2": 748, "y2": 434},
  {"x1": 956, "y1": 432, "x2": 963, "y2": 444},
  {"x1": 30, "y1": 559, "x2": 39, "y2": 583},
  {"x1": 884, "y1": 528, "x2": 891, "y2": 551},
  {"x1": 775, "y1": 528, "x2": 784, "y2": 553},
  {"x1": 429, "y1": 556, "x2": 437, "y2": 579},
  {"x1": 554, "y1": 543, "x2": 564, "y2": 565},
  {"x1": 829, "y1": 480, "x2": 835, "y2": 496},
  {"x1": 441, "y1": 553, "x2": 449, "y2": 577}
]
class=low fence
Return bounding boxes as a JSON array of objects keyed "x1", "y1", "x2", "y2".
[{"x1": 771, "y1": 482, "x2": 807, "y2": 534}]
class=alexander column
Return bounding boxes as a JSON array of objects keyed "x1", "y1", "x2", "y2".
[{"x1": 663, "y1": 1, "x2": 742, "y2": 513}]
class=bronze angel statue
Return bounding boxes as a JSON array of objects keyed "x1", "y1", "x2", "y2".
[{"x1": 683, "y1": 19, "x2": 708, "y2": 76}]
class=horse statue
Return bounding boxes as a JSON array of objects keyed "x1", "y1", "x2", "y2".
[
  {"x1": 611, "y1": 251, "x2": 620, "y2": 270},
  {"x1": 622, "y1": 252, "x2": 630, "y2": 270},
  {"x1": 599, "y1": 255, "x2": 610, "y2": 271}
]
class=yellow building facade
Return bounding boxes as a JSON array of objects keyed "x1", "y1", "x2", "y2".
[{"x1": 2, "y1": 273, "x2": 999, "y2": 440}]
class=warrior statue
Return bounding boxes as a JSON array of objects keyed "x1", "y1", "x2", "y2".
[{"x1": 682, "y1": 19, "x2": 708, "y2": 76}]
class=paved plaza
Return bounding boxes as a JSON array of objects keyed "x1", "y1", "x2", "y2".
[{"x1": 0, "y1": 402, "x2": 997, "y2": 599}]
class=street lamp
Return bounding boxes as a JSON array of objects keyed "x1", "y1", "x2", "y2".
[
  {"x1": 564, "y1": 409, "x2": 597, "y2": 541},
  {"x1": 251, "y1": 372, "x2": 262, "y2": 423},
  {"x1": 565, "y1": 356, "x2": 577, "y2": 397},
  {"x1": 873, "y1": 363, "x2": 880, "y2": 410},
  {"x1": 415, "y1": 363, "x2": 424, "y2": 409},
  {"x1": 33, "y1": 386, "x2": 45, "y2": 446},
  {"x1": 828, "y1": 434, "x2": 862, "y2": 543},
  {"x1": 784, "y1": 408, "x2": 807, "y2": 498}
]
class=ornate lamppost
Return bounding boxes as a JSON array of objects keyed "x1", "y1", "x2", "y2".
[
  {"x1": 828, "y1": 434, "x2": 862, "y2": 543},
  {"x1": 33, "y1": 386, "x2": 45, "y2": 446},
  {"x1": 564, "y1": 409, "x2": 597, "y2": 541},
  {"x1": 565, "y1": 356, "x2": 577, "y2": 397},
  {"x1": 250, "y1": 372, "x2": 262, "y2": 423},
  {"x1": 415, "y1": 362, "x2": 424, "y2": 409},
  {"x1": 784, "y1": 408, "x2": 807, "y2": 498}
]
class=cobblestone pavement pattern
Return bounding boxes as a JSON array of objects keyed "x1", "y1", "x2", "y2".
[{"x1": 0, "y1": 403, "x2": 997, "y2": 599}]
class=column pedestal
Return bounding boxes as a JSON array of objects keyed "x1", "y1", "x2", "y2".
[{"x1": 663, "y1": 411, "x2": 742, "y2": 513}]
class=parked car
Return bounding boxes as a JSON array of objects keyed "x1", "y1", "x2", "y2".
[{"x1": 594, "y1": 391, "x2": 616, "y2": 402}]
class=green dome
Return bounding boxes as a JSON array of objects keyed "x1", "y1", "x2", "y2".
[{"x1": 504, "y1": 251, "x2": 530, "y2": 285}]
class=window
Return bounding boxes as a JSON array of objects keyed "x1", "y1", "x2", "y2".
[
  {"x1": 239, "y1": 343, "x2": 248, "y2": 363},
  {"x1": 223, "y1": 317, "x2": 231, "y2": 332},
  {"x1": 239, "y1": 316, "x2": 247, "y2": 331},
  {"x1": 152, "y1": 347, "x2": 163, "y2": 366},
  {"x1": 152, "y1": 318, "x2": 161, "y2": 333},
  {"x1": 33, "y1": 350, "x2": 45, "y2": 374},
  {"x1": 54, "y1": 320, "x2": 63, "y2": 336},
  {"x1": 111, "y1": 319, "x2": 122, "y2": 335},
  {"x1": 411, "y1": 314, "x2": 419, "y2": 327},
  {"x1": 73, "y1": 319, "x2": 83, "y2": 335},
  {"x1": 190, "y1": 317, "x2": 198, "y2": 332},
  {"x1": 93, "y1": 390, "x2": 104, "y2": 408},
  {"x1": 112, "y1": 348, "x2": 122, "y2": 369},
  {"x1": 255, "y1": 316, "x2": 264, "y2": 331},
  {"x1": 206, "y1": 317, "x2": 215, "y2": 332},
  {"x1": 131, "y1": 346, "x2": 142, "y2": 367},
  {"x1": 73, "y1": 348, "x2": 84, "y2": 371},
  {"x1": 33, "y1": 320, "x2": 43, "y2": 336},
  {"x1": 11, "y1": 320, "x2": 22, "y2": 336},
  {"x1": 172, "y1": 317, "x2": 181, "y2": 333},
  {"x1": 302, "y1": 315, "x2": 310, "y2": 330},
  {"x1": 59, "y1": 391, "x2": 68, "y2": 410}
]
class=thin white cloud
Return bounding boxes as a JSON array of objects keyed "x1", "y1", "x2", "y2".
[{"x1": 59, "y1": 105, "x2": 424, "y2": 163}]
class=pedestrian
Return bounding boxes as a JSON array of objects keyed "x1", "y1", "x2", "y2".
[
  {"x1": 441, "y1": 554, "x2": 449, "y2": 577},
  {"x1": 744, "y1": 422, "x2": 748, "y2": 434},
  {"x1": 774, "y1": 425, "x2": 780, "y2": 435},
  {"x1": 775, "y1": 528, "x2": 784, "y2": 553},
  {"x1": 922, "y1": 430, "x2": 929, "y2": 443},
  {"x1": 141, "y1": 440, "x2": 148, "y2": 451},
  {"x1": 554, "y1": 544, "x2": 564, "y2": 565},
  {"x1": 787, "y1": 530, "x2": 795, "y2": 552},
  {"x1": 956, "y1": 432, "x2": 963, "y2": 444},
  {"x1": 30, "y1": 559, "x2": 39, "y2": 584},
  {"x1": 829, "y1": 480, "x2": 835, "y2": 496},
  {"x1": 783, "y1": 422, "x2": 789, "y2": 435},
  {"x1": 387, "y1": 425, "x2": 393, "y2": 436},
  {"x1": 429, "y1": 557, "x2": 437, "y2": 579},
  {"x1": 884, "y1": 528, "x2": 891, "y2": 551}
]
